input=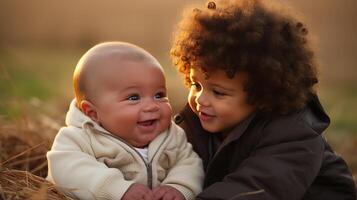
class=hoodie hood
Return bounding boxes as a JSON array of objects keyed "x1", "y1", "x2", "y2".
[
  {"x1": 303, "y1": 94, "x2": 330, "y2": 134},
  {"x1": 65, "y1": 99, "x2": 108, "y2": 133}
]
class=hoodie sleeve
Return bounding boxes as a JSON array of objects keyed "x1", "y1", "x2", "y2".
[
  {"x1": 46, "y1": 127, "x2": 134, "y2": 200},
  {"x1": 160, "y1": 123, "x2": 204, "y2": 200}
]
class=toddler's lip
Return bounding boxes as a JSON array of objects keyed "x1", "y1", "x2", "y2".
[
  {"x1": 198, "y1": 111, "x2": 215, "y2": 121},
  {"x1": 198, "y1": 110, "x2": 214, "y2": 116}
]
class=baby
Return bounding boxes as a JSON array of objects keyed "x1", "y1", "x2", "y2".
[{"x1": 47, "y1": 42, "x2": 203, "y2": 200}]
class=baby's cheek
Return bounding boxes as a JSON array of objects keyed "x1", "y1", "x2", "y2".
[
  {"x1": 165, "y1": 102, "x2": 173, "y2": 115},
  {"x1": 162, "y1": 104, "x2": 173, "y2": 121}
]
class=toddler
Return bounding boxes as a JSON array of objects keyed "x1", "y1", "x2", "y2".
[{"x1": 171, "y1": 1, "x2": 356, "y2": 199}]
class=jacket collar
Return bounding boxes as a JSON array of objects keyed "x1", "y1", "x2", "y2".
[
  {"x1": 217, "y1": 113, "x2": 256, "y2": 153},
  {"x1": 65, "y1": 99, "x2": 109, "y2": 134},
  {"x1": 202, "y1": 113, "x2": 256, "y2": 174}
]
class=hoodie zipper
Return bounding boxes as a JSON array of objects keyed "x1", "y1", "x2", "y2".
[{"x1": 93, "y1": 127, "x2": 169, "y2": 189}]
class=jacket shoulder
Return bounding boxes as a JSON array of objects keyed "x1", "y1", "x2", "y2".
[
  {"x1": 162, "y1": 121, "x2": 190, "y2": 149},
  {"x1": 258, "y1": 99, "x2": 329, "y2": 147},
  {"x1": 50, "y1": 125, "x2": 93, "y2": 152}
]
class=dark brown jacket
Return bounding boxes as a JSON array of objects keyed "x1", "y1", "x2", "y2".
[{"x1": 174, "y1": 95, "x2": 356, "y2": 200}]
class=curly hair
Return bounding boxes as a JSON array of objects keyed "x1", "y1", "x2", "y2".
[{"x1": 170, "y1": 0, "x2": 318, "y2": 115}]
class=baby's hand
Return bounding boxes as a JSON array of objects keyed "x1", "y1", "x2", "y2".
[
  {"x1": 153, "y1": 185, "x2": 185, "y2": 200},
  {"x1": 122, "y1": 183, "x2": 154, "y2": 200}
]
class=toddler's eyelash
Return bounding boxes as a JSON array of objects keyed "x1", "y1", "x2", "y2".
[{"x1": 213, "y1": 90, "x2": 226, "y2": 96}]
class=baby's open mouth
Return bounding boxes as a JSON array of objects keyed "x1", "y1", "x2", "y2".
[{"x1": 138, "y1": 119, "x2": 156, "y2": 126}]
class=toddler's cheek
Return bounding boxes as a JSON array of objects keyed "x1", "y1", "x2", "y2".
[{"x1": 188, "y1": 95, "x2": 197, "y2": 113}]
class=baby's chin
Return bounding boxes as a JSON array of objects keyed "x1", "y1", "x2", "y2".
[
  {"x1": 131, "y1": 140, "x2": 151, "y2": 148},
  {"x1": 131, "y1": 135, "x2": 158, "y2": 148}
]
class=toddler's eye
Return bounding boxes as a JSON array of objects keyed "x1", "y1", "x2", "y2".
[
  {"x1": 154, "y1": 92, "x2": 166, "y2": 99},
  {"x1": 127, "y1": 94, "x2": 140, "y2": 101},
  {"x1": 190, "y1": 82, "x2": 201, "y2": 91},
  {"x1": 213, "y1": 89, "x2": 226, "y2": 97}
]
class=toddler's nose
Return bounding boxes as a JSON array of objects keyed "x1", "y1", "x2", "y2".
[{"x1": 196, "y1": 90, "x2": 209, "y2": 107}]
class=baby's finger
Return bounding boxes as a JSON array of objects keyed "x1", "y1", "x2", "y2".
[
  {"x1": 153, "y1": 188, "x2": 166, "y2": 200},
  {"x1": 143, "y1": 190, "x2": 155, "y2": 200},
  {"x1": 162, "y1": 192, "x2": 175, "y2": 200}
]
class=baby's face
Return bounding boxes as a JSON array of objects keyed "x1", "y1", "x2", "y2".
[{"x1": 90, "y1": 59, "x2": 172, "y2": 147}]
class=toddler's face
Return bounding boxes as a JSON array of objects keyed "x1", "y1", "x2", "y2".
[
  {"x1": 188, "y1": 68, "x2": 256, "y2": 134},
  {"x1": 89, "y1": 60, "x2": 172, "y2": 147}
]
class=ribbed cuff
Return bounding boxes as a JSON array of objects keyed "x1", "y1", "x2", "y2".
[
  {"x1": 95, "y1": 176, "x2": 135, "y2": 199},
  {"x1": 165, "y1": 184, "x2": 195, "y2": 200}
]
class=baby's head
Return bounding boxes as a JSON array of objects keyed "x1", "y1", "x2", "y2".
[
  {"x1": 171, "y1": 0, "x2": 318, "y2": 133},
  {"x1": 73, "y1": 42, "x2": 172, "y2": 147}
]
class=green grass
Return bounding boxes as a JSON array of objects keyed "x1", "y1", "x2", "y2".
[
  {"x1": 0, "y1": 46, "x2": 78, "y2": 119},
  {"x1": 320, "y1": 84, "x2": 357, "y2": 134}
]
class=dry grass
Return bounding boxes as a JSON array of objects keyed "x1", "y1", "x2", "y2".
[
  {"x1": 0, "y1": 106, "x2": 73, "y2": 200},
  {"x1": 0, "y1": 168, "x2": 73, "y2": 200},
  {"x1": 0, "y1": 117, "x2": 54, "y2": 177}
]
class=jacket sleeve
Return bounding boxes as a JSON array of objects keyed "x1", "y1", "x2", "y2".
[
  {"x1": 160, "y1": 123, "x2": 205, "y2": 200},
  {"x1": 197, "y1": 124, "x2": 325, "y2": 200},
  {"x1": 47, "y1": 127, "x2": 134, "y2": 200}
]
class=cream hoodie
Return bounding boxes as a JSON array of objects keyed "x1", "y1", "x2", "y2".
[{"x1": 47, "y1": 100, "x2": 204, "y2": 200}]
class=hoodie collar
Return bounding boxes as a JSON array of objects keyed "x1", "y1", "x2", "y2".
[{"x1": 65, "y1": 99, "x2": 110, "y2": 134}]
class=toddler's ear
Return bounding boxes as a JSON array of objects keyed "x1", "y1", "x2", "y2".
[{"x1": 80, "y1": 100, "x2": 99, "y2": 122}]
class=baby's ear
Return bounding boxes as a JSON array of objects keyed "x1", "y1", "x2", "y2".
[{"x1": 80, "y1": 100, "x2": 99, "y2": 122}]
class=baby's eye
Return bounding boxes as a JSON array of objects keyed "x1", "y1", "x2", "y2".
[
  {"x1": 154, "y1": 91, "x2": 166, "y2": 99},
  {"x1": 127, "y1": 94, "x2": 140, "y2": 101},
  {"x1": 213, "y1": 89, "x2": 226, "y2": 97},
  {"x1": 190, "y1": 82, "x2": 201, "y2": 91}
]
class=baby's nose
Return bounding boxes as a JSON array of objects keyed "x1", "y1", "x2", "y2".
[{"x1": 143, "y1": 100, "x2": 160, "y2": 112}]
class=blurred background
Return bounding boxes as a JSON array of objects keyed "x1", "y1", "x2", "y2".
[{"x1": 0, "y1": 0, "x2": 356, "y2": 181}]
